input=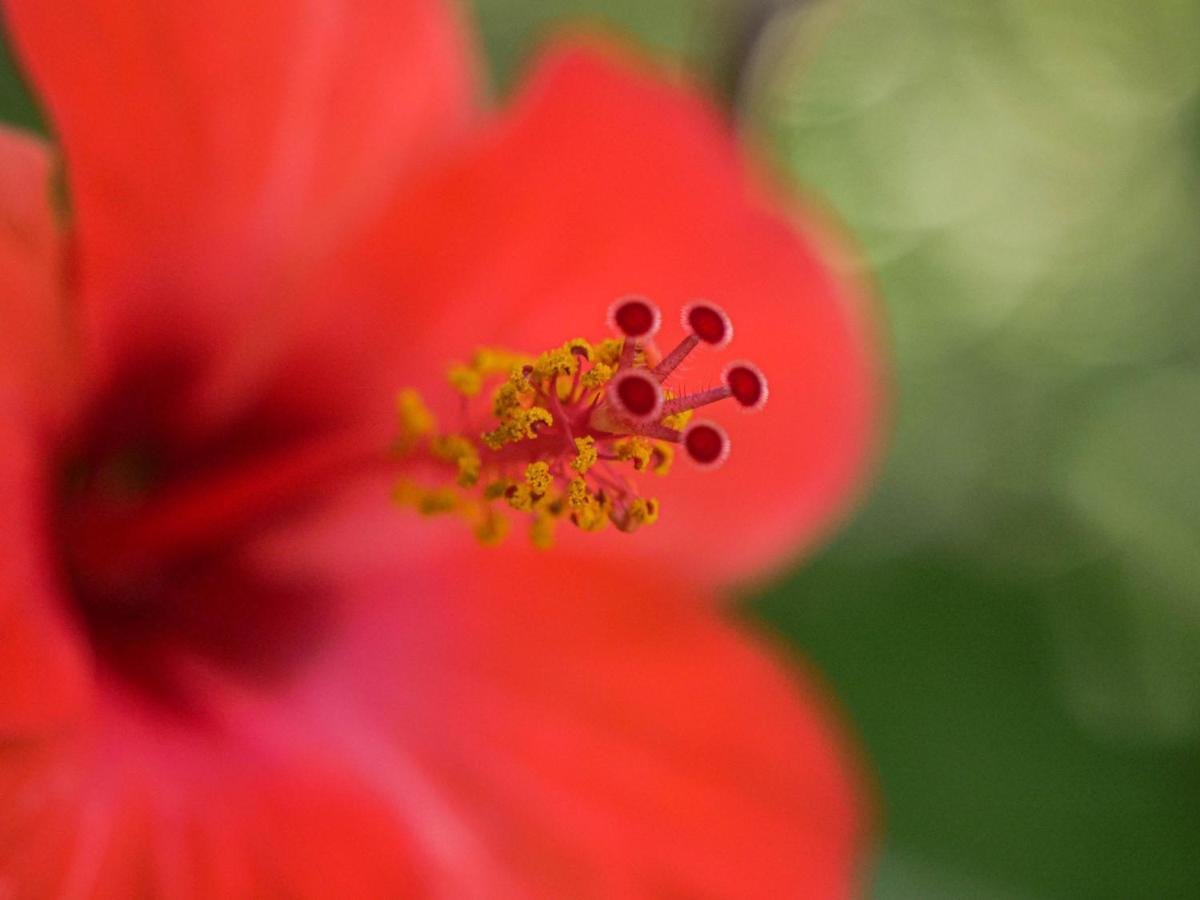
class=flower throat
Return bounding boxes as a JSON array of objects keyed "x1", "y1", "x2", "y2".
[{"x1": 392, "y1": 297, "x2": 768, "y2": 548}]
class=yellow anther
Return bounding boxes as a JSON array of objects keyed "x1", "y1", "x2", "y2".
[
  {"x1": 418, "y1": 488, "x2": 459, "y2": 516},
  {"x1": 393, "y1": 480, "x2": 460, "y2": 516},
  {"x1": 533, "y1": 347, "x2": 577, "y2": 380},
  {"x1": 394, "y1": 311, "x2": 712, "y2": 549},
  {"x1": 649, "y1": 442, "x2": 674, "y2": 476},
  {"x1": 482, "y1": 424, "x2": 513, "y2": 451},
  {"x1": 567, "y1": 477, "x2": 609, "y2": 531},
  {"x1": 571, "y1": 436, "x2": 597, "y2": 475},
  {"x1": 530, "y1": 513, "x2": 557, "y2": 550},
  {"x1": 581, "y1": 362, "x2": 614, "y2": 389},
  {"x1": 483, "y1": 406, "x2": 553, "y2": 450},
  {"x1": 615, "y1": 437, "x2": 654, "y2": 471},
  {"x1": 474, "y1": 508, "x2": 510, "y2": 546},
  {"x1": 457, "y1": 456, "x2": 481, "y2": 487},
  {"x1": 594, "y1": 338, "x2": 624, "y2": 367},
  {"x1": 448, "y1": 364, "x2": 483, "y2": 397},
  {"x1": 525, "y1": 461, "x2": 552, "y2": 495},
  {"x1": 661, "y1": 408, "x2": 694, "y2": 431},
  {"x1": 430, "y1": 435, "x2": 473, "y2": 460},
  {"x1": 543, "y1": 495, "x2": 567, "y2": 518},
  {"x1": 395, "y1": 389, "x2": 436, "y2": 453},
  {"x1": 508, "y1": 366, "x2": 537, "y2": 394},
  {"x1": 521, "y1": 406, "x2": 553, "y2": 438},
  {"x1": 564, "y1": 338, "x2": 593, "y2": 362},
  {"x1": 431, "y1": 435, "x2": 482, "y2": 487},
  {"x1": 492, "y1": 382, "x2": 522, "y2": 417},
  {"x1": 567, "y1": 477, "x2": 591, "y2": 509},
  {"x1": 473, "y1": 347, "x2": 530, "y2": 378},
  {"x1": 627, "y1": 497, "x2": 660, "y2": 527},
  {"x1": 505, "y1": 483, "x2": 534, "y2": 511},
  {"x1": 574, "y1": 505, "x2": 608, "y2": 531}
]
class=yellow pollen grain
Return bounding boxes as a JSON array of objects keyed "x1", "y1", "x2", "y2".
[
  {"x1": 481, "y1": 426, "x2": 509, "y2": 451},
  {"x1": 507, "y1": 366, "x2": 536, "y2": 394},
  {"x1": 594, "y1": 338, "x2": 624, "y2": 367},
  {"x1": 530, "y1": 513, "x2": 557, "y2": 550},
  {"x1": 418, "y1": 488, "x2": 459, "y2": 516},
  {"x1": 571, "y1": 436, "x2": 598, "y2": 474},
  {"x1": 525, "y1": 461, "x2": 552, "y2": 495},
  {"x1": 650, "y1": 442, "x2": 674, "y2": 476},
  {"x1": 492, "y1": 382, "x2": 522, "y2": 417},
  {"x1": 567, "y1": 476, "x2": 609, "y2": 531},
  {"x1": 394, "y1": 321, "x2": 693, "y2": 550},
  {"x1": 661, "y1": 409, "x2": 694, "y2": 431},
  {"x1": 505, "y1": 483, "x2": 534, "y2": 512},
  {"x1": 567, "y1": 477, "x2": 591, "y2": 509},
  {"x1": 564, "y1": 338, "x2": 593, "y2": 362},
  {"x1": 628, "y1": 497, "x2": 660, "y2": 526},
  {"x1": 431, "y1": 434, "x2": 482, "y2": 487},
  {"x1": 393, "y1": 480, "x2": 459, "y2": 517},
  {"x1": 456, "y1": 457, "x2": 481, "y2": 487},
  {"x1": 448, "y1": 364, "x2": 483, "y2": 397},
  {"x1": 473, "y1": 347, "x2": 531, "y2": 378},
  {"x1": 533, "y1": 347, "x2": 577, "y2": 381},
  {"x1": 581, "y1": 362, "x2": 614, "y2": 389},
  {"x1": 615, "y1": 437, "x2": 653, "y2": 471},
  {"x1": 474, "y1": 508, "x2": 510, "y2": 546},
  {"x1": 521, "y1": 406, "x2": 553, "y2": 438},
  {"x1": 395, "y1": 389, "x2": 436, "y2": 453}
]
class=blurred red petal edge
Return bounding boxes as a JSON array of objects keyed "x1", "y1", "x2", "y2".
[
  {"x1": 0, "y1": 124, "x2": 73, "y2": 411},
  {"x1": 1, "y1": 0, "x2": 479, "y2": 369}
]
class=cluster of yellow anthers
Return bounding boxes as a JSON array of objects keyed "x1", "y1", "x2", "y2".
[{"x1": 392, "y1": 297, "x2": 768, "y2": 548}]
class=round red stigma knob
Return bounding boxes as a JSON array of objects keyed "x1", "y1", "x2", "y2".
[
  {"x1": 609, "y1": 370, "x2": 664, "y2": 422},
  {"x1": 682, "y1": 420, "x2": 730, "y2": 469},
  {"x1": 723, "y1": 361, "x2": 768, "y2": 411},
  {"x1": 682, "y1": 301, "x2": 732, "y2": 348},
  {"x1": 608, "y1": 296, "x2": 661, "y2": 339}
]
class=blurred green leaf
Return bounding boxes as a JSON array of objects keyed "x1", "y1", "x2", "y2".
[
  {"x1": 751, "y1": 555, "x2": 1200, "y2": 899},
  {"x1": 745, "y1": 0, "x2": 1200, "y2": 553},
  {"x1": 0, "y1": 24, "x2": 41, "y2": 132},
  {"x1": 745, "y1": 0, "x2": 1200, "y2": 896},
  {"x1": 1055, "y1": 367, "x2": 1200, "y2": 742},
  {"x1": 468, "y1": 0, "x2": 791, "y2": 102}
]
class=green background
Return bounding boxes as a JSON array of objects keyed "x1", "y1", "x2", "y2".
[{"x1": 3, "y1": 1, "x2": 1197, "y2": 896}]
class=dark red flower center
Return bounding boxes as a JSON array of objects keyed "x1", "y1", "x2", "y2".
[{"x1": 49, "y1": 348, "x2": 358, "y2": 715}]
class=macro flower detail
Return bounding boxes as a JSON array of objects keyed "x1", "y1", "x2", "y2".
[
  {"x1": 0, "y1": 0, "x2": 878, "y2": 896},
  {"x1": 393, "y1": 296, "x2": 768, "y2": 546}
]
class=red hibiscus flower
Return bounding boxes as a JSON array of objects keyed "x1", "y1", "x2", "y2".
[{"x1": 0, "y1": 1, "x2": 879, "y2": 897}]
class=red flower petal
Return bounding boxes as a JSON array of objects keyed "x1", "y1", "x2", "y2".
[
  {"x1": 0, "y1": 711, "x2": 425, "y2": 897},
  {"x1": 2, "y1": 458, "x2": 865, "y2": 895},
  {"x1": 317, "y1": 542, "x2": 869, "y2": 897},
  {"x1": 198, "y1": 480, "x2": 869, "y2": 894},
  {"x1": 0, "y1": 408, "x2": 91, "y2": 736},
  {"x1": 3, "y1": 0, "x2": 478, "y2": 380},
  {"x1": 0, "y1": 128, "x2": 89, "y2": 737},
  {"x1": 336, "y1": 44, "x2": 882, "y2": 585},
  {"x1": 0, "y1": 126, "x2": 73, "y2": 414}
]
